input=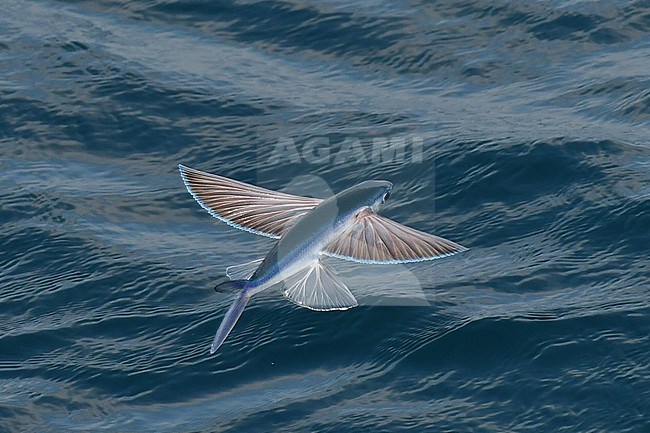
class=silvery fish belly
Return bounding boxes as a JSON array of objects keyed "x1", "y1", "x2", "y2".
[{"x1": 179, "y1": 164, "x2": 468, "y2": 353}]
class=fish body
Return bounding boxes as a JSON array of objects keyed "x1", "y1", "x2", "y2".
[
  {"x1": 178, "y1": 165, "x2": 466, "y2": 353},
  {"x1": 249, "y1": 180, "x2": 392, "y2": 293}
]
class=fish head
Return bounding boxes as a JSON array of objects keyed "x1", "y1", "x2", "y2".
[{"x1": 347, "y1": 180, "x2": 393, "y2": 212}]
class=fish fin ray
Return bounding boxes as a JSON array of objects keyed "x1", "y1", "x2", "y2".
[
  {"x1": 226, "y1": 258, "x2": 264, "y2": 280},
  {"x1": 179, "y1": 164, "x2": 323, "y2": 238},
  {"x1": 323, "y1": 211, "x2": 467, "y2": 264},
  {"x1": 281, "y1": 259, "x2": 357, "y2": 311}
]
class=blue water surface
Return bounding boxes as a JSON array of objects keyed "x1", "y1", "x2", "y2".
[{"x1": 1, "y1": 1, "x2": 649, "y2": 432}]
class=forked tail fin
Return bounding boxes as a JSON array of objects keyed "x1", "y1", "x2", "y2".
[{"x1": 211, "y1": 281, "x2": 250, "y2": 354}]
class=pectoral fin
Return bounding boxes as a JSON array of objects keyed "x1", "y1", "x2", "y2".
[
  {"x1": 281, "y1": 259, "x2": 358, "y2": 311},
  {"x1": 323, "y1": 209, "x2": 467, "y2": 264},
  {"x1": 179, "y1": 164, "x2": 323, "y2": 238}
]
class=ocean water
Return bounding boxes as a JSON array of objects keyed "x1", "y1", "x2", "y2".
[{"x1": 1, "y1": 0, "x2": 649, "y2": 431}]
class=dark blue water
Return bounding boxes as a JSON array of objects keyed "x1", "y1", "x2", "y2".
[{"x1": 1, "y1": 1, "x2": 649, "y2": 431}]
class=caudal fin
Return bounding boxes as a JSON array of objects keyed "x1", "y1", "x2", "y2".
[
  {"x1": 211, "y1": 281, "x2": 250, "y2": 354},
  {"x1": 214, "y1": 279, "x2": 247, "y2": 293}
]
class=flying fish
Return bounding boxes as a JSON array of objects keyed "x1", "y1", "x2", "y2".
[{"x1": 179, "y1": 165, "x2": 467, "y2": 353}]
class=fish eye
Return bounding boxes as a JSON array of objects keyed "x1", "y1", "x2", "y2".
[{"x1": 383, "y1": 191, "x2": 390, "y2": 202}]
